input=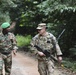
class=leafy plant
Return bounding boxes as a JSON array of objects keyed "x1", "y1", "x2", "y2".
[
  {"x1": 16, "y1": 34, "x2": 32, "y2": 47},
  {"x1": 62, "y1": 58, "x2": 76, "y2": 72}
]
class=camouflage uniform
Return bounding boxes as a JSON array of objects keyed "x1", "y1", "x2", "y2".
[
  {"x1": 0, "y1": 32, "x2": 17, "y2": 75},
  {"x1": 30, "y1": 32, "x2": 62, "y2": 75}
]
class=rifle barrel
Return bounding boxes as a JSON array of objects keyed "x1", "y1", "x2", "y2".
[{"x1": 57, "y1": 29, "x2": 65, "y2": 40}]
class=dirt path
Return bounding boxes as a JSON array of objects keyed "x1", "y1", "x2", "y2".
[
  {"x1": 10, "y1": 52, "x2": 75, "y2": 75},
  {"x1": 11, "y1": 52, "x2": 39, "y2": 75}
]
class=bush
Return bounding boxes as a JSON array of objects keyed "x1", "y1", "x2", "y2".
[
  {"x1": 62, "y1": 58, "x2": 76, "y2": 72},
  {"x1": 16, "y1": 34, "x2": 32, "y2": 47}
]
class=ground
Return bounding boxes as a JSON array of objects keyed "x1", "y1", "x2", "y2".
[
  {"x1": 3, "y1": 51, "x2": 76, "y2": 75},
  {"x1": 11, "y1": 52, "x2": 39, "y2": 75}
]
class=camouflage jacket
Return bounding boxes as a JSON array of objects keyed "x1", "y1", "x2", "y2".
[
  {"x1": 0, "y1": 32, "x2": 18, "y2": 53},
  {"x1": 30, "y1": 32, "x2": 62, "y2": 59}
]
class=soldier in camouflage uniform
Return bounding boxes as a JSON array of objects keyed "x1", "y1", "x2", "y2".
[
  {"x1": 0, "y1": 22, "x2": 18, "y2": 75},
  {"x1": 30, "y1": 23, "x2": 62, "y2": 75}
]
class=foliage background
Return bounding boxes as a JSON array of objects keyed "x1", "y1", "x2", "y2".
[{"x1": 0, "y1": 0, "x2": 76, "y2": 58}]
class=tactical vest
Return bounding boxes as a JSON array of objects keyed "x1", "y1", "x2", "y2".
[
  {"x1": 0, "y1": 33, "x2": 13, "y2": 53},
  {"x1": 35, "y1": 32, "x2": 54, "y2": 53}
]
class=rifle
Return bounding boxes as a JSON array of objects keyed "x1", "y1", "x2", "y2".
[
  {"x1": 57, "y1": 29, "x2": 65, "y2": 41},
  {"x1": 34, "y1": 45, "x2": 58, "y2": 62}
]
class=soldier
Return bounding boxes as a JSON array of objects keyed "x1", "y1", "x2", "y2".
[
  {"x1": 0, "y1": 22, "x2": 18, "y2": 75},
  {"x1": 30, "y1": 23, "x2": 63, "y2": 75}
]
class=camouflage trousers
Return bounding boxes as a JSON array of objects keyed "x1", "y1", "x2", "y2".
[
  {"x1": 38, "y1": 59, "x2": 54, "y2": 75},
  {"x1": 0, "y1": 53, "x2": 12, "y2": 75}
]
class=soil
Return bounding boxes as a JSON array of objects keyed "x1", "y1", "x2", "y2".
[{"x1": 3, "y1": 51, "x2": 75, "y2": 75}]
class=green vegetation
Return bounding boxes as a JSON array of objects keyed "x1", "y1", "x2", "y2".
[
  {"x1": 62, "y1": 59, "x2": 76, "y2": 72},
  {"x1": 0, "y1": 0, "x2": 76, "y2": 72},
  {"x1": 16, "y1": 35, "x2": 32, "y2": 47}
]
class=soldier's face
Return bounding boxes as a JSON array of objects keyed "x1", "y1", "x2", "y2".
[
  {"x1": 2, "y1": 26, "x2": 10, "y2": 34},
  {"x1": 38, "y1": 27, "x2": 46, "y2": 35},
  {"x1": 6, "y1": 27, "x2": 11, "y2": 31}
]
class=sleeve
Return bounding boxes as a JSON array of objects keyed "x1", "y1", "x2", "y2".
[
  {"x1": 52, "y1": 36, "x2": 62, "y2": 56},
  {"x1": 9, "y1": 33, "x2": 18, "y2": 50},
  {"x1": 30, "y1": 36, "x2": 38, "y2": 55}
]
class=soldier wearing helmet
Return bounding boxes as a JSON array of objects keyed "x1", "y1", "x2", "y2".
[
  {"x1": 30, "y1": 23, "x2": 62, "y2": 75},
  {"x1": 0, "y1": 22, "x2": 18, "y2": 75}
]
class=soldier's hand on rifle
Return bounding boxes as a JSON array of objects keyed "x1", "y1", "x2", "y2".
[{"x1": 38, "y1": 51, "x2": 45, "y2": 56}]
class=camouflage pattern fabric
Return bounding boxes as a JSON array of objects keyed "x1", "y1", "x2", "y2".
[
  {"x1": 38, "y1": 60, "x2": 54, "y2": 75},
  {"x1": 2, "y1": 53, "x2": 12, "y2": 75},
  {"x1": 31, "y1": 32, "x2": 62, "y2": 58},
  {"x1": 0, "y1": 54, "x2": 3, "y2": 75},
  {"x1": 0, "y1": 32, "x2": 17, "y2": 75},
  {"x1": 30, "y1": 32, "x2": 62, "y2": 75},
  {"x1": 0, "y1": 32, "x2": 17, "y2": 53}
]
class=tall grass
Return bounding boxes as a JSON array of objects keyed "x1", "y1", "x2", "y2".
[{"x1": 16, "y1": 35, "x2": 32, "y2": 47}]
